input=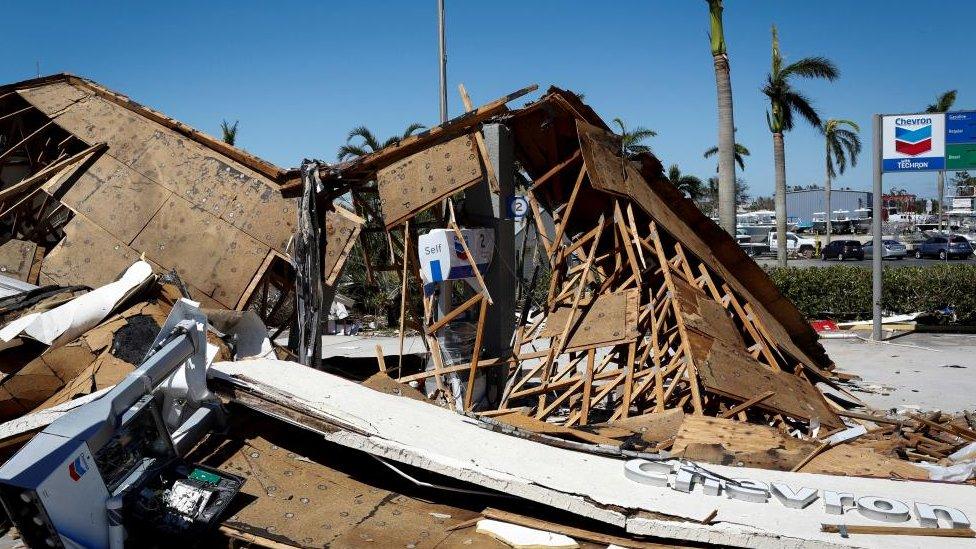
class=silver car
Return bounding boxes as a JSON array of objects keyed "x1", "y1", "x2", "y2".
[{"x1": 863, "y1": 239, "x2": 907, "y2": 259}]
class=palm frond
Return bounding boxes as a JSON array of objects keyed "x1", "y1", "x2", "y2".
[
  {"x1": 337, "y1": 144, "x2": 369, "y2": 161},
  {"x1": 220, "y1": 119, "x2": 238, "y2": 146},
  {"x1": 781, "y1": 57, "x2": 839, "y2": 81},
  {"x1": 612, "y1": 118, "x2": 627, "y2": 135},
  {"x1": 734, "y1": 143, "x2": 751, "y2": 156},
  {"x1": 925, "y1": 90, "x2": 957, "y2": 113},
  {"x1": 782, "y1": 89, "x2": 821, "y2": 130},
  {"x1": 401, "y1": 123, "x2": 427, "y2": 139},
  {"x1": 703, "y1": 146, "x2": 719, "y2": 158},
  {"x1": 346, "y1": 126, "x2": 382, "y2": 151},
  {"x1": 628, "y1": 127, "x2": 657, "y2": 140}
]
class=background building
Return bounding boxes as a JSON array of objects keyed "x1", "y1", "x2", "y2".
[{"x1": 786, "y1": 188, "x2": 872, "y2": 225}]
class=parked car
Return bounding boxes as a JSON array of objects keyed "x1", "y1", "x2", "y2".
[
  {"x1": 821, "y1": 240, "x2": 864, "y2": 261},
  {"x1": 767, "y1": 230, "x2": 816, "y2": 259},
  {"x1": 913, "y1": 235, "x2": 973, "y2": 260},
  {"x1": 863, "y1": 239, "x2": 907, "y2": 260}
]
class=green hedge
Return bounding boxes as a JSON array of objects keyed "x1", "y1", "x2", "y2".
[{"x1": 765, "y1": 265, "x2": 976, "y2": 322}]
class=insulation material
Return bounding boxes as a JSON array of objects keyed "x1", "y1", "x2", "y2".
[
  {"x1": 476, "y1": 519, "x2": 579, "y2": 549},
  {"x1": 0, "y1": 260, "x2": 153, "y2": 349}
]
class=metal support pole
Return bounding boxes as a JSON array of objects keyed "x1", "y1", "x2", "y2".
[
  {"x1": 871, "y1": 114, "x2": 883, "y2": 341},
  {"x1": 467, "y1": 124, "x2": 516, "y2": 405},
  {"x1": 437, "y1": 0, "x2": 448, "y2": 124}
]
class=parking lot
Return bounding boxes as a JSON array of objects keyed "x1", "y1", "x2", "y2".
[{"x1": 757, "y1": 256, "x2": 976, "y2": 268}]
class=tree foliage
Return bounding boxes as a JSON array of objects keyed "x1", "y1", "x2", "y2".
[
  {"x1": 337, "y1": 123, "x2": 427, "y2": 161},
  {"x1": 612, "y1": 118, "x2": 656, "y2": 158},
  {"x1": 823, "y1": 119, "x2": 861, "y2": 179},
  {"x1": 762, "y1": 26, "x2": 839, "y2": 133},
  {"x1": 220, "y1": 119, "x2": 239, "y2": 146}
]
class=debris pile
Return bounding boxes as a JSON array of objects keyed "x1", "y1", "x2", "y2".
[{"x1": 0, "y1": 75, "x2": 973, "y2": 548}]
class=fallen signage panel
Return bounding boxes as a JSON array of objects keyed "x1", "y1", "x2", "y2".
[{"x1": 212, "y1": 359, "x2": 976, "y2": 549}]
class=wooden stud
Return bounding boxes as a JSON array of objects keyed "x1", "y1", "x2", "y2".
[
  {"x1": 464, "y1": 297, "x2": 489, "y2": 411},
  {"x1": 375, "y1": 344, "x2": 388, "y2": 373},
  {"x1": 458, "y1": 83, "x2": 500, "y2": 193},
  {"x1": 396, "y1": 221, "x2": 411, "y2": 375}
]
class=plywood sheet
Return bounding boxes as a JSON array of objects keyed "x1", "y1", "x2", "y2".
[
  {"x1": 53, "y1": 95, "x2": 295, "y2": 251},
  {"x1": 672, "y1": 277, "x2": 745, "y2": 352},
  {"x1": 697, "y1": 340, "x2": 842, "y2": 428},
  {"x1": 130, "y1": 195, "x2": 269, "y2": 306},
  {"x1": 602, "y1": 409, "x2": 685, "y2": 443},
  {"x1": 538, "y1": 288, "x2": 638, "y2": 351},
  {"x1": 0, "y1": 239, "x2": 38, "y2": 281},
  {"x1": 376, "y1": 133, "x2": 483, "y2": 228},
  {"x1": 40, "y1": 215, "x2": 141, "y2": 289},
  {"x1": 672, "y1": 415, "x2": 817, "y2": 471},
  {"x1": 1, "y1": 359, "x2": 62, "y2": 415},
  {"x1": 323, "y1": 206, "x2": 364, "y2": 286},
  {"x1": 60, "y1": 155, "x2": 172, "y2": 244},
  {"x1": 804, "y1": 444, "x2": 928, "y2": 480},
  {"x1": 17, "y1": 82, "x2": 89, "y2": 114}
]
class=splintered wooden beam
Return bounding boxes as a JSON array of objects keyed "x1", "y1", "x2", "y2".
[
  {"x1": 649, "y1": 221, "x2": 703, "y2": 415},
  {"x1": 458, "y1": 83, "x2": 499, "y2": 193},
  {"x1": 425, "y1": 293, "x2": 483, "y2": 334},
  {"x1": 719, "y1": 390, "x2": 775, "y2": 419},
  {"x1": 614, "y1": 201, "x2": 643, "y2": 286},
  {"x1": 396, "y1": 221, "x2": 411, "y2": 375},
  {"x1": 0, "y1": 120, "x2": 55, "y2": 164},
  {"x1": 579, "y1": 348, "x2": 596, "y2": 425},
  {"x1": 463, "y1": 297, "x2": 489, "y2": 411},
  {"x1": 696, "y1": 263, "x2": 780, "y2": 370},
  {"x1": 375, "y1": 345, "x2": 388, "y2": 373},
  {"x1": 530, "y1": 149, "x2": 583, "y2": 191},
  {"x1": 547, "y1": 165, "x2": 586, "y2": 255}
]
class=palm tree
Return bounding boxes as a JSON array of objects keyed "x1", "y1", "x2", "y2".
[
  {"x1": 220, "y1": 119, "x2": 238, "y2": 146},
  {"x1": 612, "y1": 118, "x2": 656, "y2": 158},
  {"x1": 337, "y1": 123, "x2": 427, "y2": 161},
  {"x1": 762, "y1": 25, "x2": 839, "y2": 265},
  {"x1": 704, "y1": 142, "x2": 750, "y2": 171},
  {"x1": 925, "y1": 90, "x2": 957, "y2": 231},
  {"x1": 667, "y1": 164, "x2": 705, "y2": 200},
  {"x1": 822, "y1": 119, "x2": 862, "y2": 243},
  {"x1": 706, "y1": 0, "x2": 738, "y2": 236}
]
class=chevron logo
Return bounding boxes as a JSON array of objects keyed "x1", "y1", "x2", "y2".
[{"x1": 895, "y1": 123, "x2": 932, "y2": 156}]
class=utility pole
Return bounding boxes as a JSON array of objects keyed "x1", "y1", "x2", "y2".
[
  {"x1": 871, "y1": 115, "x2": 883, "y2": 341},
  {"x1": 438, "y1": 0, "x2": 447, "y2": 124}
]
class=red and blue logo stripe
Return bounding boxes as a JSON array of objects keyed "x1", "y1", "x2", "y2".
[{"x1": 895, "y1": 124, "x2": 932, "y2": 156}]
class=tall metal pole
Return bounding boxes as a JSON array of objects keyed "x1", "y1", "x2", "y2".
[
  {"x1": 871, "y1": 114, "x2": 883, "y2": 340},
  {"x1": 437, "y1": 0, "x2": 447, "y2": 124}
]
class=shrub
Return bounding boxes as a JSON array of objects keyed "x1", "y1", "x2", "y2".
[{"x1": 764, "y1": 265, "x2": 976, "y2": 322}]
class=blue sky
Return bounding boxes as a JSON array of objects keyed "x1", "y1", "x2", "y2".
[{"x1": 3, "y1": 1, "x2": 972, "y2": 198}]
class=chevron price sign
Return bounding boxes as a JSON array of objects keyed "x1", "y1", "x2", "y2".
[{"x1": 882, "y1": 113, "x2": 945, "y2": 172}]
